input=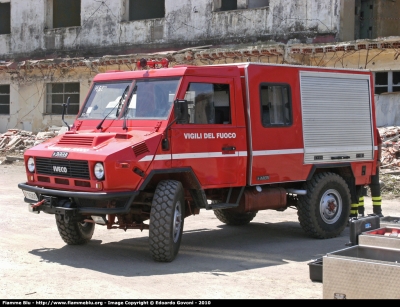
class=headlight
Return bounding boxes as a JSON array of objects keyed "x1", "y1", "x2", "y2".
[
  {"x1": 27, "y1": 157, "x2": 35, "y2": 173},
  {"x1": 94, "y1": 162, "x2": 105, "y2": 180}
]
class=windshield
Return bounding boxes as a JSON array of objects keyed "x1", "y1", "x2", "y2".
[{"x1": 79, "y1": 78, "x2": 180, "y2": 120}]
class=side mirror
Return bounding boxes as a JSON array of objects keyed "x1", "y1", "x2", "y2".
[
  {"x1": 62, "y1": 97, "x2": 71, "y2": 131},
  {"x1": 174, "y1": 99, "x2": 189, "y2": 124}
]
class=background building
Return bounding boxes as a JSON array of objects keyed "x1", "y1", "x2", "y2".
[{"x1": 0, "y1": 0, "x2": 399, "y2": 132}]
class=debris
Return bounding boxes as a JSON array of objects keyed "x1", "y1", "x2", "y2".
[
  {"x1": 6, "y1": 156, "x2": 24, "y2": 162},
  {"x1": 379, "y1": 126, "x2": 400, "y2": 172},
  {"x1": 0, "y1": 128, "x2": 59, "y2": 156}
]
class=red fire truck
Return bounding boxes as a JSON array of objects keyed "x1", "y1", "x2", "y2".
[{"x1": 18, "y1": 60, "x2": 381, "y2": 262}]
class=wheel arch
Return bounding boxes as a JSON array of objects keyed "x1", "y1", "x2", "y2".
[
  {"x1": 139, "y1": 167, "x2": 207, "y2": 208},
  {"x1": 306, "y1": 164, "x2": 359, "y2": 204},
  {"x1": 140, "y1": 167, "x2": 201, "y2": 190}
]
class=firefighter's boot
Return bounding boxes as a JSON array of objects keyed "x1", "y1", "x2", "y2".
[
  {"x1": 371, "y1": 182, "x2": 383, "y2": 217},
  {"x1": 373, "y1": 205, "x2": 383, "y2": 217}
]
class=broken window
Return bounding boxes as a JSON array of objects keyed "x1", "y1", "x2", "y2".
[
  {"x1": 46, "y1": 83, "x2": 80, "y2": 115},
  {"x1": 185, "y1": 83, "x2": 231, "y2": 124},
  {"x1": 374, "y1": 71, "x2": 400, "y2": 94},
  {"x1": 0, "y1": 2, "x2": 11, "y2": 35},
  {"x1": 52, "y1": 0, "x2": 81, "y2": 28},
  {"x1": 357, "y1": 0, "x2": 374, "y2": 39},
  {"x1": 0, "y1": 85, "x2": 10, "y2": 115},
  {"x1": 260, "y1": 83, "x2": 292, "y2": 127},
  {"x1": 129, "y1": 0, "x2": 165, "y2": 21},
  {"x1": 214, "y1": 0, "x2": 269, "y2": 11}
]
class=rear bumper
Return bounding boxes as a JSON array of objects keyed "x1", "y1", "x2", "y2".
[{"x1": 18, "y1": 182, "x2": 139, "y2": 215}]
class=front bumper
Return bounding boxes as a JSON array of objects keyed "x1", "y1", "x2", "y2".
[{"x1": 18, "y1": 182, "x2": 139, "y2": 215}]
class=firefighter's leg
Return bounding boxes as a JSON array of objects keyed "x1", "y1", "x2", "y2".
[
  {"x1": 358, "y1": 186, "x2": 366, "y2": 217},
  {"x1": 370, "y1": 167, "x2": 383, "y2": 217},
  {"x1": 349, "y1": 203, "x2": 358, "y2": 218},
  {"x1": 350, "y1": 185, "x2": 362, "y2": 218},
  {"x1": 350, "y1": 198, "x2": 360, "y2": 218}
]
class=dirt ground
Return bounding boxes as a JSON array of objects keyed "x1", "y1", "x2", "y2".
[{"x1": 1, "y1": 161, "x2": 400, "y2": 300}]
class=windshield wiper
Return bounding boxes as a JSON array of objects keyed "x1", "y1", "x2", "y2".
[
  {"x1": 122, "y1": 82, "x2": 137, "y2": 130},
  {"x1": 96, "y1": 85, "x2": 129, "y2": 131}
]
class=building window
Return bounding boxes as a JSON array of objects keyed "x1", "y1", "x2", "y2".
[
  {"x1": 0, "y1": 2, "x2": 11, "y2": 35},
  {"x1": 46, "y1": 83, "x2": 80, "y2": 115},
  {"x1": 247, "y1": 0, "x2": 269, "y2": 9},
  {"x1": 374, "y1": 71, "x2": 400, "y2": 94},
  {"x1": 214, "y1": 0, "x2": 269, "y2": 12},
  {"x1": 260, "y1": 83, "x2": 292, "y2": 127},
  {"x1": 0, "y1": 85, "x2": 10, "y2": 115},
  {"x1": 221, "y1": 0, "x2": 237, "y2": 11},
  {"x1": 129, "y1": 0, "x2": 165, "y2": 21},
  {"x1": 185, "y1": 83, "x2": 231, "y2": 124},
  {"x1": 52, "y1": 0, "x2": 81, "y2": 28}
]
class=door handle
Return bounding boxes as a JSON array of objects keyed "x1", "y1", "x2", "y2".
[{"x1": 222, "y1": 146, "x2": 236, "y2": 151}]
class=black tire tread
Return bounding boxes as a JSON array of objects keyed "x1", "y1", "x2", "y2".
[
  {"x1": 297, "y1": 172, "x2": 350, "y2": 239},
  {"x1": 55, "y1": 215, "x2": 95, "y2": 245},
  {"x1": 149, "y1": 180, "x2": 184, "y2": 262}
]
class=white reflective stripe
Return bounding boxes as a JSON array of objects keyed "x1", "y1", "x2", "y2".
[
  {"x1": 139, "y1": 156, "x2": 153, "y2": 162},
  {"x1": 374, "y1": 146, "x2": 378, "y2": 150},
  {"x1": 139, "y1": 154, "x2": 170, "y2": 162},
  {"x1": 253, "y1": 148, "x2": 304, "y2": 156},
  {"x1": 154, "y1": 154, "x2": 171, "y2": 161},
  {"x1": 173, "y1": 152, "x2": 237, "y2": 159},
  {"x1": 139, "y1": 151, "x2": 248, "y2": 161}
]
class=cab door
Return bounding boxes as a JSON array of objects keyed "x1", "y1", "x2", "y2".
[{"x1": 170, "y1": 77, "x2": 242, "y2": 187}]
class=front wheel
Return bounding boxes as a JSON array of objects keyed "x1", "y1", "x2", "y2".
[
  {"x1": 55, "y1": 214, "x2": 95, "y2": 245},
  {"x1": 297, "y1": 172, "x2": 351, "y2": 239},
  {"x1": 149, "y1": 180, "x2": 185, "y2": 262}
]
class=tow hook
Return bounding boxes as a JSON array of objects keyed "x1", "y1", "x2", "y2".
[{"x1": 29, "y1": 199, "x2": 46, "y2": 214}]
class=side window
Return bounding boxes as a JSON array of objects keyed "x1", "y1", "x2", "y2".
[
  {"x1": 129, "y1": 0, "x2": 165, "y2": 21},
  {"x1": 214, "y1": 0, "x2": 269, "y2": 11},
  {"x1": 260, "y1": 83, "x2": 291, "y2": 127},
  {"x1": 0, "y1": 2, "x2": 11, "y2": 35},
  {"x1": 0, "y1": 85, "x2": 10, "y2": 114},
  {"x1": 374, "y1": 71, "x2": 400, "y2": 94},
  {"x1": 50, "y1": 0, "x2": 81, "y2": 28},
  {"x1": 185, "y1": 83, "x2": 231, "y2": 124}
]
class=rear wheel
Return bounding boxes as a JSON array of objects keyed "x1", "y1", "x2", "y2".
[
  {"x1": 55, "y1": 214, "x2": 95, "y2": 245},
  {"x1": 297, "y1": 172, "x2": 351, "y2": 239},
  {"x1": 214, "y1": 209, "x2": 257, "y2": 226},
  {"x1": 149, "y1": 180, "x2": 185, "y2": 262}
]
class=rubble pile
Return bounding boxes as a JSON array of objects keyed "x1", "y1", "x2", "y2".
[
  {"x1": 0, "y1": 129, "x2": 58, "y2": 156},
  {"x1": 379, "y1": 126, "x2": 400, "y2": 171}
]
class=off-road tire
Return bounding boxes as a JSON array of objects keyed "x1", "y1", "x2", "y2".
[
  {"x1": 214, "y1": 209, "x2": 257, "y2": 226},
  {"x1": 149, "y1": 180, "x2": 185, "y2": 262},
  {"x1": 297, "y1": 172, "x2": 351, "y2": 239},
  {"x1": 55, "y1": 215, "x2": 95, "y2": 245}
]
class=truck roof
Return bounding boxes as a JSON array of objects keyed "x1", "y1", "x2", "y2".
[
  {"x1": 93, "y1": 62, "x2": 371, "y2": 82},
  {"x1": 93, "y1": 64, "x2": 242, "y2": 81}
]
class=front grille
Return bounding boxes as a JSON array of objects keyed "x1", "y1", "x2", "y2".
[{"x1": 36, "y1": 158, "x2": 90, "y2": 180}]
